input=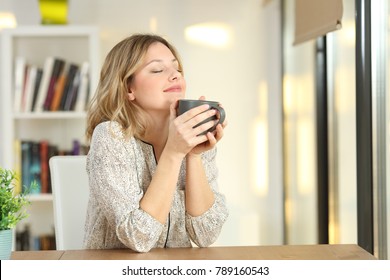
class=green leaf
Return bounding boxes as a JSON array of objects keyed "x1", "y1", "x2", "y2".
[{"x1": 0, "y1": 167, "x2": 36, "y2": 230}]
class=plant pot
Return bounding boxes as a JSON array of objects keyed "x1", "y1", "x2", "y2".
[
  {"x1": 38, "y1": 0, "x2": 68, "y2": 25},
  {"x1": 0, "y1": 229, "x2": 13, "y2": 260}
]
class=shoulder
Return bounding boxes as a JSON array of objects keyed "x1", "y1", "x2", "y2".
[
  {"x1": 92, "y1": 121, "x2": 123, "y2": 138},
  {"x1": 88, "y1": 122, "x2": 138, "y2": 167},
  {"x1": 91, "y1": 121, "x2": 136, "y2": 150}
]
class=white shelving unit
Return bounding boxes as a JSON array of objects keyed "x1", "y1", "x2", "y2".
[{"x1": 0, "y1": 26, "x2": 99, "y2": 249}]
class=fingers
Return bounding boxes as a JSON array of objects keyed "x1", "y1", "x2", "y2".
[
  {"x1": 180, "y1": 104, "x2": 210, "y2": 122},
  {"x1": 171, "y1": 98, "x2": 226, "y2": 150},
  {"x1": 199, "y1": 122, "x2": 225, "y2": 146},
  {"x1": 221, "y1": 119, "x2": 228, "y2": 129},
  {"x1": 206, "y1": 131, "x2": 217, "y2": 146},
  {"x1": 182, "y1": 119, "x2": 226, "y2": 156},
  {"x1": 170, "y1": 99, "x2": 179, "y2": 121},
  {"x1": 178, "y1": 108, "x2": 225, "y2": 139},
  {"x1": 193, "y1": 119, "x2": 218, "y2": 136},
  {"x1": 178, "y1": 106, "x2": 216, "y2": 132},
  {"x1": 169, "y1": 100, "x2": 179, "y2": 122},
  {"x1": 211, "y1": 123, "x2": 224, "y2": 141}
]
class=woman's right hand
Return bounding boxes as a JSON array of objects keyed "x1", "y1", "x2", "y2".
[{"x1": 164, "y1": 100, "x2": 218, "y2": 157}]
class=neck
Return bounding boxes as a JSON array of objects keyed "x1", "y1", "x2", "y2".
[{"x1": 142, "y1": 112, "x2": 169, "y2": 160}]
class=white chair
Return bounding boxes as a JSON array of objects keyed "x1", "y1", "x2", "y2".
[{"x1": 49, "y1": 155, "x2": 89, "y2": 250}]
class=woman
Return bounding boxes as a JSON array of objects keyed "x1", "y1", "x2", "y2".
[{"x1": 83, "y1": 33, "x2": 228, "y2": 252}]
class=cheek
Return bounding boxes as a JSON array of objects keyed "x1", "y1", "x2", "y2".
[
  {"x1": 182, "y1": 79, "x2": 187, "y2": 92},
  {"x1": 130, "y1": 73, "x2": 149, "y2": 90},
  {"x1": 129, "y1": 77, "x2": 150, "y2": 97}
]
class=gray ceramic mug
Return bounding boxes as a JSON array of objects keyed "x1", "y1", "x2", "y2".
[{"x1": 177, "y1": 99, "x2": 226, "y2": 135}]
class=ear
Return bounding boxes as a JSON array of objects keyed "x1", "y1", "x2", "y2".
[{"x1": 127, "y1": 92, "x2": 135, "y2": 101}]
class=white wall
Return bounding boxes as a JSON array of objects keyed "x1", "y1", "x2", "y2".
[{"x1": 2, "y1": 0, "x2": 284, "y2": 246}]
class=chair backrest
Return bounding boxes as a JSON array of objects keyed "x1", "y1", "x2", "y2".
[{"x1": 49, "y1": 155, "x2": 89, "y2": 250}]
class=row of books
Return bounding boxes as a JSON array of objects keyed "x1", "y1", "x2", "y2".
[
  {"x1": 15, "y1": 224, "x2": 56, "y2": 251},
  {"x1": 14, "y1": 56, "x2": 91, "y2": 113},
  {"x1": 13, "y1": 139, "x2": 89, "y2": 195}
]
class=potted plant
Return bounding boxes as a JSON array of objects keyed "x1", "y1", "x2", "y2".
[{"x1": 0, "y1": 167, "x2": 35, "y2": 260}]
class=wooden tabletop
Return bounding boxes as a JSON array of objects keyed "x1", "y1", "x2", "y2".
[{"x1": 11, "y1": 244, "x2": 376, "y2": 260}]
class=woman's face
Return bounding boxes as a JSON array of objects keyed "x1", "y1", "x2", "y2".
[{"x1": 128, "y1": 42, "x2": 186, "y2": 114}]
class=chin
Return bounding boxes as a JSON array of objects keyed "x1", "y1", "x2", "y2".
[{"x1": 168, "y1": 93, "x2": 185, "y2": 102}]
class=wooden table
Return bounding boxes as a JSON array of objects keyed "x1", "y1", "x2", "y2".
[{"x1": 11, "y1": 244, "x2": 376, "y2": 260}]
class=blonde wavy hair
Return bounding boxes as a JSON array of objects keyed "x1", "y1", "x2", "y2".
[{"x1": 85, "y1": 33, "x2": 184, "y2": 142}]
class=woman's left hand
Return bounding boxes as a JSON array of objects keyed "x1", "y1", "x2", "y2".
[{"x1": 189, "y1": 117, "x2": 227, "y2": 156}]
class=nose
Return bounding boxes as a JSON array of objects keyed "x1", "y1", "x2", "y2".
[{"x1": 169, "y1": 69, "x2": 181, "y2": 81}]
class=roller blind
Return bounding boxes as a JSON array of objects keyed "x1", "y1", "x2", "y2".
[
  {"x1": 294, "y1": 0, "x2": 343, "y2": 45},
  {"x1": 262, "y1": 0, "x2": 273, "y2": 6}
]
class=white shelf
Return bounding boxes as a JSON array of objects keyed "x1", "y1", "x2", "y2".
[
  {"x1": 0, "y1": 26, "x2": 99, "y2": 250},
  {"x1": 14, "y1": 112, "x2": 87, "y2": 120},
  {"x1": 28, "y1": 193, "x2": 53, "y2": 202},
  {"x1": 2, "y1": 25, "x2": 99, "y2": 37},
  {"x1": 1, "y1": 25, "x2": 99, "y2": 169}
]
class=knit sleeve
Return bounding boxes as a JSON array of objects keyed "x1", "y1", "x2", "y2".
[{"x1": 185, "y1": 147, "x2": 229, "y2": 247}]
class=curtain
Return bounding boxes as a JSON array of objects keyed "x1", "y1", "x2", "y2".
[{"x1": 294, "y1": 0, "x2": 343, "y2": 45}]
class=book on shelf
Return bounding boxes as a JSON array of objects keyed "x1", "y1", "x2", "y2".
[
  {"x1": 13, "y1": 139, "x2": 22, "y2": 194},
  {"x1": 22, "y1": 66, "x2": 38, "y2": 113},
  {"x1": 13, "y1": 57, "x2": 27, "y2": 113},
  {"x1": 43, "y1": 58, "x2": 66, "y2": 111},
  {"x1": 75, "y1": 62, "x2": 90, "y2": 112},
  {"x1": 39, "y1": 140, "x2": 49, "y2": 194},
  {"x1": 14, "y1": 56, "x2": 91, "y2": 113},
  {"x1": 47, "y1": 144, "x2": 59, "y2": 194},
  {"x1": 21, "y1": 141, "x2": 42, "y2": 194},
  {"x1": 30, "y1": 142, "x2": 42, "y2": 194},
  {"x1": 15, "y1": 224, "x2": 32, "y2": 251},
  {"x1": 18, "y1": 139, "x2": 88, "y2": 194},
  {"x1": 38, "y1": 234, "x2": 56, "y2": 250},
  {"x1": 50, "y1": 63, "x2": 69, "y2": 111},
  {"x1": 63, "y1": 67, "x2": 82, "y2": 111},
  {"x1": 59, "y1": 63, "x2": 79, "y2": 111},
  {"x1": 30, "y1": 68, "x2": 43, "y2": 112},
  {"x1": 34, "y1": 57, "x2": 55, "y2": 112},
  {"x1": 15, "y1": 225, "x2": 56, "y2": 251},
  {"x1": 21, "y1": 140, "x2": 33, "y2": 193}
]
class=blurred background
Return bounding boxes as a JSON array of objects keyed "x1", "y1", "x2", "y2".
[{"x1": 0, "y1": 0, "x2": 389, "y2": 259}]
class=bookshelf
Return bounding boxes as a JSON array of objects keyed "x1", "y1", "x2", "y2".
[{"x1": 0, "y1": 26, "x2": 99, "y2": 250}]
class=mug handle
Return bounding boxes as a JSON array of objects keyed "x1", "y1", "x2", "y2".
[{"x1": 212, "y1": 105, "x2": 226, "y2": 125}]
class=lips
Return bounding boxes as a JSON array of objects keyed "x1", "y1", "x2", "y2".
[{"x1": 163, "y1": 85, "x2": 182, "y2": 92}]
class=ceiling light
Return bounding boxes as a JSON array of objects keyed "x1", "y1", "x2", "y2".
[{"x1": 185, "y1": 23, "x2": 231, "y2": 48}]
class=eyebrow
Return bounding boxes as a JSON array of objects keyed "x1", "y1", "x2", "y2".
[{"x1": 145, "y1": 58, "x2": 178, "y2": 66}]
